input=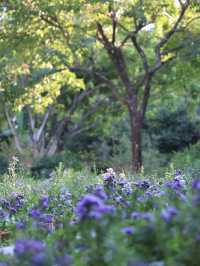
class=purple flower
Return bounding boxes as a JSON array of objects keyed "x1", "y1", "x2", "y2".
[
  {"x1": 102, "y1": 168, "x2": 116, "y2": 185},
  {"x1": 121, "y1": 226, "x2": 135, "y2": 235},
  {"x1": 135, "y1": 180, "x2": 150, "y2": 190},
  {"x1": 31, "y1": 252, "x2": 47, "y2": 266},
  {"x1": 165, "y1": 177, "x2": 185, "y2": 190},
  {"x1": 192, "y1": 179, "x2": 200, "y2": 190},
  {"x1": 0, "y1": 208, "x2": 8, "y2": 220},
  {"x1": 161, "y1": 206, "x2": 177, "y2": 223},
  {"x1": 14, "y1": 239, "x2": 45, "y2": 256},
  {"x1": 131, "y1": 211, "x2": 141, "y2": 219},
  {"x1": 196, "y1": 233, "x2": 200, "y2": 241},
  {"x1": 40, "y1": 195, "x2": 49, "y2": 209},
  {"x1": 29, "y1": 208, "x2": 41, "y2": 218},
  {"x1": 193, "y1": 194, "x2": 200, "y2": 205},
  {"x1": 0, "y1": 263, "x2": 8, "y2": 266},
  {"x1": 131, "y1": 211, "x2": 153, "y2": 221},
  {"x1": 93, "y1": 185, "x2": 108, "y2": 200},
  {"x1": 175, "y1": 169, "x2": 182, "y2": 177},
  {"x1": 75, "y1": 194, "x2": 114, "y2": 220},
  {"x1": 16, "y1": 221, "x2": 26, "y2": 229},
  {"x1": 40, "y1": 214, "x2": 54, "y2": 223}
]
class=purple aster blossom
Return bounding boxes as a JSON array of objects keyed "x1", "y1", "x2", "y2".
[
  {"x1": 161, "y1": 206, "x2": 177, "y2": 223},
  {"x1": 39, "y1": 214, "x2": 54, "y2": 223},
  {"x1": 131, "y1": 211, "x2": 153, "y2": 221},
  {"x1": 196, "y1": 233, "x2": 200, "y2": 241},
  {"x1": 89, "y1": 204, "x2": 115, "y2": 219},
  {"x1": 192, "y1": 194, "x2": 200, "y2": 205},
  {"x1": 176, "y1": 191, "x2": 187, "y2": 202},
  {"x1": 165, "y1": 177, "x2": 185, "y2": 190},
  {"x1": 0, "y1": 208, "x2": 8, "y2": 220},
  {"x1": 118, "y1": 178, "x2": 127, "y2": 186},
  {"x1": 10, "y1": 193, "x2": 24, "y2": 210},
  {"x1": 59, "y1": 189, "x2": 72, "y2": 204},
  {"x1": 14, "y1": 239, "x2": 45, "y2": 256},
  {"x1": 75, "y1": 194, "x2": 114, "y2": 220},
  {"x1": 131, "y1": 211, "x2": 141, "y2": 219},
  {"x1": 102, "y1": 168, "x2": 116, "y2": 185},
  {"x1": 121, "y1": 226, "x2": 135, "y2": 235},
  {"x1": 142, "y1": 212, "x2": 154, "y2": 221},
  {"x1": 29, "y1": 208, "x2": 41, "y2": 218},
  {"x1": 137, "y1": 195, "x2": 145, "y2": 202},
  {"x1": 40, "y1": 195, "x2": 49, "y2": 209},
  {"x1": 0, "y1": 263, "x2": 8, "y2": 266},
  {"x1": 93, "y1": 185, "x2": 108, "y2": 200},
  {"x1": 175, "y1": 169, "x2": 182, "y2": 177},
  {"x1": 16, "y1": 221, "x2": 26, "y2": 229},
  {"x1": 118, "y1": 178, "x2": 133, "y2": 195},
  {"x1": 31, "y1": 252, "x2": 47, "y2": 266},
  {"x1": 192, "y1": 179, "x2": 200, "y2": 191},
  {"x1": 10, "y1": 207, "x2": 17, "y2": 214},
  {"x1": 135, "y1": 180, "x2": 150, "y2": 190}
]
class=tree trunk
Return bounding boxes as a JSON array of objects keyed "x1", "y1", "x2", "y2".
[{"x1": 129, "y1": 109, "x2": 143, "y2": 172}]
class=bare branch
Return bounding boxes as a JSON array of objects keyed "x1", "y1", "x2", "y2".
[
  {"x1": 4, "y1": 106, "x2": 23, "y2": 154},
  {"x1": 27, "y1": 107, "x2": 35, "y2": 133},
  {"x1": 131, "y1": 35, "x2": 149, "y2": 73},
  {"x1": 112, "y1": 13, "x2": 117, "y2": 45},
  {"x1": 93, "y1": 71, "x2": 128, "y2": 105},
  {"x1": 96, "y1": 22, "x2": 113, "y2": 52},
  {"x1": 69, "y1": 122, "x2": 98, "y2": 138},
  {"x1": 184, "y1": 15, "x2": 200, "y2": 29},
  {"x1": 68, "y1": 88, "x2": 94, "y2": 115},
  {"x1": 68, "y1": 98, "x2": 106, "y2": 137},
  {"x1": 40, "y1": 13, "x2": 70, "y2": 43},
  {"x1": 152, "y1": 54, "x2": 177, "y2": 74},
  {"x1": 155, "y1": 0, "x2": 190, "y2": 63},
  {"x1": 34, "y1": 106, "x2": 52, "y2": 142}
]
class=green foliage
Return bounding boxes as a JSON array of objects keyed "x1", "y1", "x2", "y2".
[
  {"x1": 0, "y1": 154, "x2": 8, "y2": 175},
  {"x1": 147, "y1": 106, "x2": 200, "y2": 153},
  {"x1": 0, "y1": 0, "x2": 200, "y2": 173},
  {"x1": 171, "y1": 141, "x2": 200, "y2": 173}
]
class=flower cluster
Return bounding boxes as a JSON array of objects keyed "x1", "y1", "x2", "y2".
[
  {"x1": 75, "y1": 194, "x2": 115, "y2": 220},
  {"x1": 1, "y1": 169, "x2": 200, "y2": 266},
  {"x1": 0, "y1": 193, "x2": 24, "y2": 221}
]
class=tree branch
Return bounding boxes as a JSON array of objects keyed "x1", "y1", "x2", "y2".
[
  {"x1": 34, "y1": 106, "x2": 52, "y2": 142},
  {"x1": 4, "y1": 106, "x2": 23, "y2": 154},
  {"x1": 155, "y1": 0, "x2": 190, "y2": 67},
  {"x1": 131, "y1": 35, "x2": 149, "y2": 73}
]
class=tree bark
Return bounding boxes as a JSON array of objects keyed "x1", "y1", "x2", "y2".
[{"x1": 128, "y1": 105, "x2": 143, "y2": 172}]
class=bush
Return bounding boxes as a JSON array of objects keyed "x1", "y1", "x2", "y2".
[
  {"x1": 31, "y1": 152, "x2": 83, "y2": 178},
  {"x1": 171, "y1": 141, "x2": 200, "y2": 174},
  {"x1": 147, "y1": 106, "x2": 199, "y2": 153},
  {"x1": 0, "y1": 153, "x2": 8, "y2": 175}
]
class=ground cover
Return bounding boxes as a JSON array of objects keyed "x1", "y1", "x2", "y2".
[{"x1": 0, "y1": 167, "x2": 200, "y2": 266}]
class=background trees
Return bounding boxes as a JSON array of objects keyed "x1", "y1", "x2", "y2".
[{"x1": 0, "y1": 0, "x2": 200, "y2": 174}]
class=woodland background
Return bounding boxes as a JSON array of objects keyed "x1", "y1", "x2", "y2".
[{"x1": 0, "y1": 0, "x2": 200, "y2": 176}]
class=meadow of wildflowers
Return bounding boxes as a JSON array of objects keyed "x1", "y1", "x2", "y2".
[{"x1": 0, "y1": 168, "x2": 200, "y2": 266}]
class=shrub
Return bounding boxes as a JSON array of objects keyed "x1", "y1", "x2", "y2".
[
  {"x1": 171, "y1": 141, "x2": 200, "y2": 174},
  {"x1": 147, "y1": 106, "x2": 199, "y2": 153}
]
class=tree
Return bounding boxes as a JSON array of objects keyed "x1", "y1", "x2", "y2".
[
  {"x1": 1, "y1": 0, "x2": 200, "y2": 172},
  {"x1": 0, "y1": 0, "x2": 107, "y2": 166},
  {"x1": 90, "y1": 0, "x2": 200, "y2": 171}
]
